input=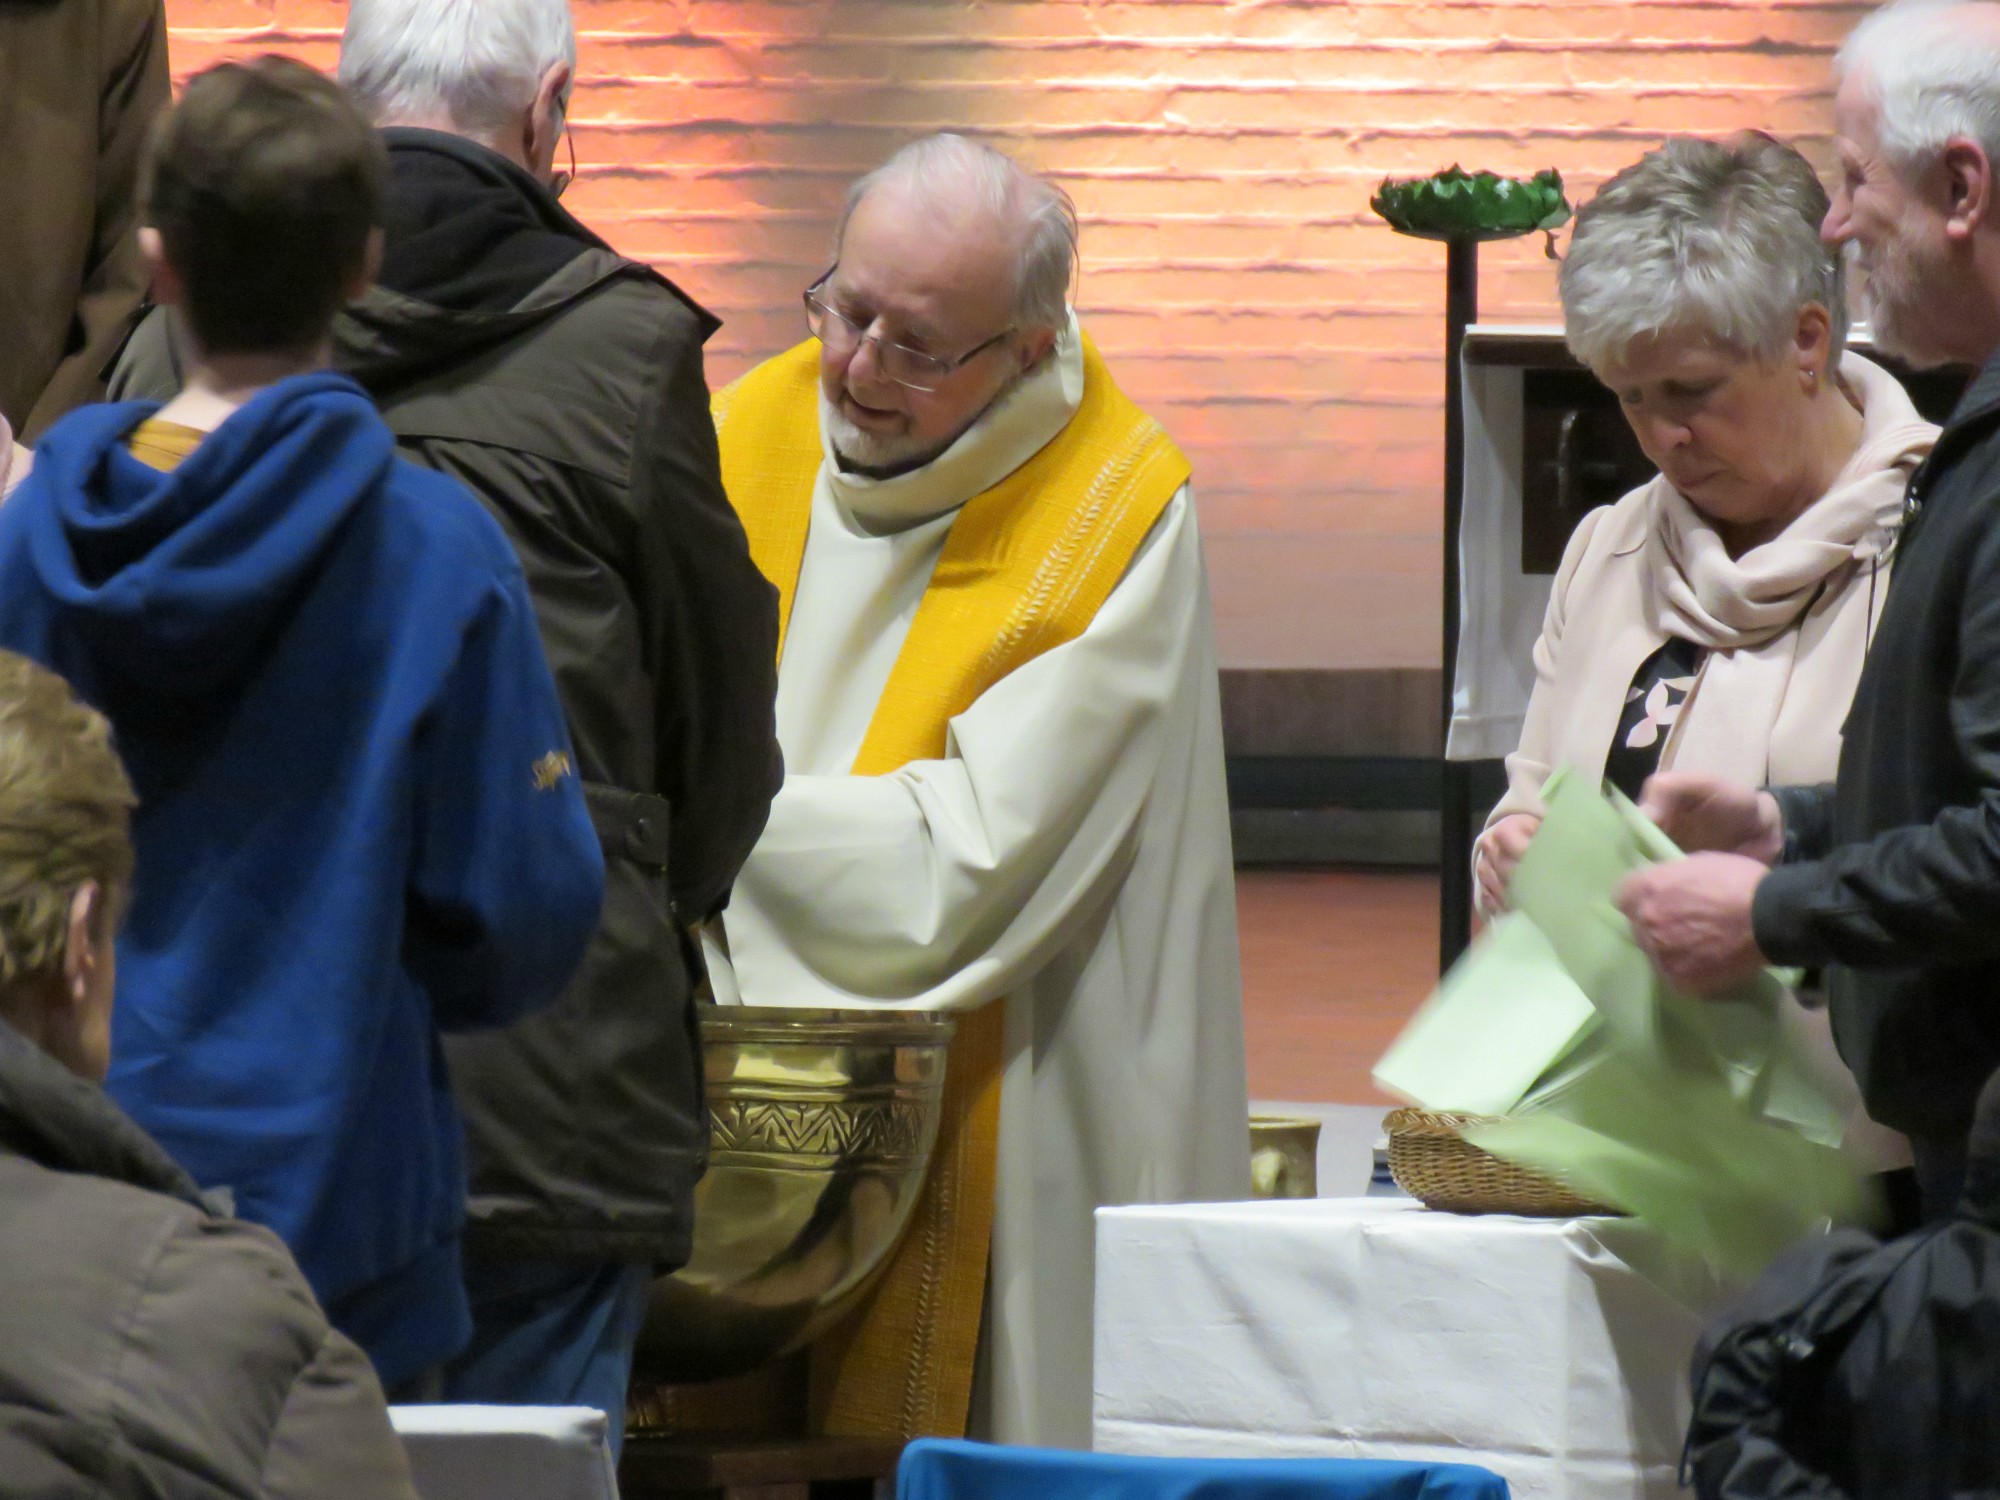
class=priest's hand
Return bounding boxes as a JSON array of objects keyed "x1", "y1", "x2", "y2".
[
  {"x1": 1617, "y1": 854, "x2": 1770, "y2": 995},
  {"x1": 1474, "y1": 813, "x2": 1540, "y2": 915},
  {"x1": 1638, "y1": 772, "x2": 1785, "y2": 866}
]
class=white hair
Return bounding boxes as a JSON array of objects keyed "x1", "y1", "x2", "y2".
[
  {"x1": 835, "y1": 134, "x2": 1078, "y2": 335},
  {"x1": 1559, "y1": 135, "x2": 1848, "y2": 372},
  {"x1": 338, "y1": 0, "x2": 576, "y2": 139},
  {"x1": 1839, "y1": 1, "x2": 2000, "y2": 178}
]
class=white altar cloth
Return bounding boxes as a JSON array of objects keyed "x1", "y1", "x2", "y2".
[{"x1": 1092, "y1": 1198, "x2": 1727, "y2": 1500}]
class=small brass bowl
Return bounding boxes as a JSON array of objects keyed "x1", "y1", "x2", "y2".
[
  {"x1": 633, "y1": 1006, "x2": 955, "y2": 1383},
  {"x1": 1250, "y1": 1114, "x2": 1322, "y2": 1199}
]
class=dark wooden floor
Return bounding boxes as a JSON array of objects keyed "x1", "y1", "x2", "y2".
[{"x1": 1237, "y1": 868, "x2": 1438, "y2": 1105}]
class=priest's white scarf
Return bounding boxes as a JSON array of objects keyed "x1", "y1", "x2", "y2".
[{"x1": 705, "y1": 319, "x2": 1249, "y2": 1447}]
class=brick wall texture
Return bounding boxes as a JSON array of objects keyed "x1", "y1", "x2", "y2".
[{"x1": 162, "y1": 0, "x2": 1875, "y2": 668}]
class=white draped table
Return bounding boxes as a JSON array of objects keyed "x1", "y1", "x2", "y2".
[{"x1": 1092, "y1": 1198, "x2": 1729, "y2": 1500}]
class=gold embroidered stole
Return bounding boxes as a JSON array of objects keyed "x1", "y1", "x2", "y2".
[{"x1": 713, "y1": 333, "x2": 1189, "y2": 1437}]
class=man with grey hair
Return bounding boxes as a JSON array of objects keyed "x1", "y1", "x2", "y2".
[
  {"x1": 112, "y1": 0, "x2": 784, "y2": 1430},
  {"x1": 1619, "y1": 0, "x2": 2000, "y2": 1223},
  {"x1": 703, "y1": 133, "x2": 1248, "y2": 1447}
]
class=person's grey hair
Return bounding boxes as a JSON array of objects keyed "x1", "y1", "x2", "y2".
[
  {"x1": 339, "y1": 0, "x2": 577, "y2": 140},
  {"x1": 834, "y1": 134, "x2": 1079, "y2": 335},
  {"x1": 1559, "y1": 134, "x2": 1848, "y2": 372},
  {"x1": 1838, "y1": 1, "x2": 2000, "y2": 179}
]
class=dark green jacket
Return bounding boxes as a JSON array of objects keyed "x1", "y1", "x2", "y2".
[{"x1": 111, "y1": 140, "x2": 782, "y2": 1265}]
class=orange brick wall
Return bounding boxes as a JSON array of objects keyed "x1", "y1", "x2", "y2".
[{"x1": 162, "y1": 0, "x2": 1873, "y2": 668}]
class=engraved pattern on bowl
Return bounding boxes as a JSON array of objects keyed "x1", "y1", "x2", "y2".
[{"x1": 634, "y1": 1007, "x2": 955, "y2": 1383}]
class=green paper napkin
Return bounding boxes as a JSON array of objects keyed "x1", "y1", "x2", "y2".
[
  {"x1": 1375, "y1": 766, "x2": 1862, "y2": 1276},
  {"x1": 1373, "y1": 912, "x2": 1598, "y2": 1116}
]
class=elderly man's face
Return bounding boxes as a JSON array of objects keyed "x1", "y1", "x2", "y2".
[
  {"x1": 1826, "y1": 68, "x2": 1957, "y2": 367},
  {"x1": 818, "y1": 184, "x2": 1029, "y2": 473}
]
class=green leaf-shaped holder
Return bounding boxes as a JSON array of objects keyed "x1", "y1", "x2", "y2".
[{"x1": 1371, "y1": 165, "x2": 1572, "y2": 243}]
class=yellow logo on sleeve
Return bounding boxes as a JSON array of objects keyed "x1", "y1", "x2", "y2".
[{"x1": 532, "y1": 750, "x2": 574, "y2": 791}]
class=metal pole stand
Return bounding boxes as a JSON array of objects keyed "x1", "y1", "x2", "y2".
[{"x1": 1438, "y1": 236, "x2": 1478, "y2": 973}]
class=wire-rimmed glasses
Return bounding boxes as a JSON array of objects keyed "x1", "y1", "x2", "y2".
[{"x1": 803, "y1": 271, "x2": 1013, "y2": 392}]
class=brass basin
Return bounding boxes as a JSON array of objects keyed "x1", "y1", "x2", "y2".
[{"x1": 633, "y1": 1006, "x2": 954, "y2": 1383}]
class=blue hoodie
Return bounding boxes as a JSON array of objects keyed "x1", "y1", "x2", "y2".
[{"x1": 0, "y1": 374, "x2": 605, "y2": 1385}]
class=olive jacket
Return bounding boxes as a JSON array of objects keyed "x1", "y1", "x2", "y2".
[
  {"x1": 0, "y1": 0, "x2": 167, "y2": 438},
  {"x1": 0, "y1": 1019, "x2": 418, "y2": 1499},
  {"x1": 111, "y1": 129, "x2": 784, "y2": 1265}
]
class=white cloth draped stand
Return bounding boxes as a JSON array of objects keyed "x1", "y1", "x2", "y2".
[{"x1": 1092, "y1": 1198, "x2": 1728, "y2": 1500}]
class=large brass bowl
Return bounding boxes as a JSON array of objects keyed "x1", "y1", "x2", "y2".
[{"x1": 632, "y1": 1006, "x2": 955, "y2": 1383}]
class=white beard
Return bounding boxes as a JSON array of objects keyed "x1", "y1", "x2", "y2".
[
  {"x1": 822, "y1": 404, "x2": 953, "y2": 475},
  {"x1": 1847, "y1": 232, "x2": 1948, "y2": 368},
  {"x1": 824, "y1": 368, "x2": 1029, "y2": 479}
]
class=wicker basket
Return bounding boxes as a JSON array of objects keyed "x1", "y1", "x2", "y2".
[{"x1": 1384, "y1": 1107, "x2": 1617, "y2": 1217}]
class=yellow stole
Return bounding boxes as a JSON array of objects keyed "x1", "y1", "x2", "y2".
[{"x1": 713, "y1": 333, "x2": 1189, "y2": 1438}]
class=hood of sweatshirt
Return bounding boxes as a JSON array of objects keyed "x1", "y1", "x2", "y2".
[{"x1": 16, "y1": 372, "x2": 393, "y2": 703}]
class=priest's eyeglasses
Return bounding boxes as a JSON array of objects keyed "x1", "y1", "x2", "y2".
[{"x1": 804, "y1": 273, "x2": 1014, "y2": 393}]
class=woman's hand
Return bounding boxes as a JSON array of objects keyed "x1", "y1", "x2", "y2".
[
  {"x1": 1638, "y1": 772, "x2": 1784, "y2": 865},
  {"x1": 1475, "y1": 813, "x2": 1542, "y2": 914}
]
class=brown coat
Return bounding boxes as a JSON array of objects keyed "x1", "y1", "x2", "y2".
[
  {"x1": 0, "y1": 1020, "x2": 420, "y2": 1499},
  {"x1": 0, "y1": 0, "x2": 168, "y2": 439}
]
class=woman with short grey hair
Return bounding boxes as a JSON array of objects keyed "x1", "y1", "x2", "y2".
[{"x1": 1475, "y1": 134, "x2": 1938, "y2": 1169}]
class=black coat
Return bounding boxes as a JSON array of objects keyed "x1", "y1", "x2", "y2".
[
  {"x1": 1684, "y1": 1070, "x2": 2000, "y2": 1497},
  {"x1": 1753, "y1": 349, "x2": 2000, "y2": 1143},
  {"x1": 111, "y1": 130, "x2": 784, "y2": 1265}
]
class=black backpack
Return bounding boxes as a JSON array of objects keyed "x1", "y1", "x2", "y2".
[{"x1": 1685, "y1": 1197, "x2": 2000, "y2": 1495}]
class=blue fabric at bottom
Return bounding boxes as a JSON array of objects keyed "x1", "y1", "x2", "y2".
[
  {"x1": 439, "y1": 1256, "x2": 655, "y2": 1457},
  {"x1": 897, "y1": 1440, "x2": 1510, "y2": 1500}
]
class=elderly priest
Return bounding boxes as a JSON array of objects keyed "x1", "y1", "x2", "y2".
[{"x1": 704, "y1": 133, "x2": 1249, "y2": 1449}]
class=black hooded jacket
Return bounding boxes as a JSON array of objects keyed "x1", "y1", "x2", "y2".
[
  {"x1": 111, "y1": 128, "x2": 784, "y2": 1264},
  {"x1": 1684, "y1": 1067, "x2": 2000, "y2": 1496}
]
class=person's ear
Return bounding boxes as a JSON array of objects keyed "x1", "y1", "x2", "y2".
[
  {"x1": 526, "y1": 61, "x2": 574, "y2": 185},
  {"x1": 1941, "y1": 136, "x2": 1993, "y2": 240},
  {"x1": 60, "y1": 883, "x2": 102, "y2": 1013},
  {"x1": 140, "y1": 227, "x2": 184, "y2": 308},
  {"x1": 1016, "y1": 326, "x2": 1059, "y2": 372},
  {"x1": 1794, "y1": 302, "x2": 1835, "y2": 388}
]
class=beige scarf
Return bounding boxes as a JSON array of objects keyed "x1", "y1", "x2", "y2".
[{"x1": 1648, "y1": 354, "x2": 1934, "y2": 786}]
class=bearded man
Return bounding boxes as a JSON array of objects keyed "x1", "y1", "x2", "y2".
[
  {"x1": 1620, "y1": 0, "x2": 2000, "y2": 1224},
  {"x1": 703, "y1": 134, "x2": 1248, "y2": 1448}
]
